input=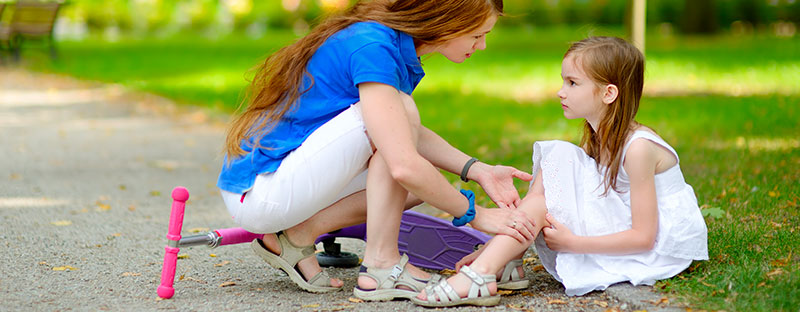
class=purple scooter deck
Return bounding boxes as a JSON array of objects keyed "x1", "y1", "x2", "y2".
[
  {"x1": 398, "y1": 211, "x2": 490, "y2": 270},
  {"x1": 314, "y1": 211, "x2": 491, "y2": 271}
]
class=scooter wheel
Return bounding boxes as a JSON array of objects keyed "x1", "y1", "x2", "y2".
[{"x1": 316, "y1": 252, "x2": 360, "y2": 268}]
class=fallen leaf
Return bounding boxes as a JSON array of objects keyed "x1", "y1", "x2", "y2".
[
  {"x1": 301, "y1": 304, "x2": 319, "y2": 308},
  {"x1": 699, "y1": 280, "x2": 714, "y2": 287},
  {"x1": 10, "y1": 173, "x2": 21, "y2": 180},
  {"x1": 178, "y1": 274, "x2": 185, "y2": 281},
  {"x1": 757, "y1": 282, "x2": 766, "y2": 287},
  {"x1": 209, "y1": 254, "x2": 217, "y2": 257},
  {"x1": 768, "y1": 191, "x2": 777, "y2": 197},
  {"x1": 767, "y1": 268, "x2": 784, "y2": 277},
  {"x1": 177, "y1": 254, "x2": 190, "y2": 259},
  {"x1": 51, "y1": 220, "x2": 72, "y2": 226},
  {"x1": 523, "y1": 257, "x2": 535, "y2": 264},
  {"x1": 128, "y1": 205, "x2": 136, "y2": 211},
  {"x1": 219, "y1": 281, "x2": 236, "y2": 287},
  {"x1": 519, "y1": 291, "x2": 534, "y2": 296},
  {"x1": 532, "y1": 264, "x2": 544, "y2": 271},
  {"x1": 111, "y1": 233, "x2": 122, "y2": 237},
  {"x1": 439, "y1": 269, "x2": 457, "y2": 275},
  {"x1": 121, "y1": 272, "x2": 141, "y2": 277},
  {"x1": 506, "y1": 304, "x2": 534, "y2": 311},
  {"x1": 770, "y1": 259, "x2": 788, "y2": 267},
  {"x1": 547, "y1": 298, "x2": 567, "y2": 304},
  {"x1": 39, "y1": 261, "x2": 48, "y2": 265},
  {"x1": 189, "y1": 227, "x2": 210, "y2": 233},
  {"x1": 593, "y1": 300, "x2": 609, "y2": 307},
  {"x1": 498, "y1": 290, "x2": 513, "y2": 296},
  {"x1": 770, "y1": 221, "x2": 783, "y2": 228},
  {"x1": 97, "y1": 202, "x2": 111, "y2": 211},
  {"x1": 52, "y1": 266, "x2": 78, "y2": 271},
  {"x1": 150, "y1": 191, "x2": 161, "y2": 196},
  {"x1": 347, "y1": 297, "x2": 364, "y2": 303},
  {"x1": 119, "y1": 185, "x2": 127, "y2": 190},
  {"x1": 214, "y1": 261, "x2": 230, "y2": 267},
  {"x1": 650, "y1": 297, "x2": 669, "y2": 305}
]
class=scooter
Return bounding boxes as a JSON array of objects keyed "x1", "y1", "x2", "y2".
[{"x1": 157, "y1": 186, "x2": 490, "y2": 299}]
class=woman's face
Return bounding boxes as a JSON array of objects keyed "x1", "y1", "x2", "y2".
[{"x1": 437, "y1": 14, "x2": 498, "y2": 63}]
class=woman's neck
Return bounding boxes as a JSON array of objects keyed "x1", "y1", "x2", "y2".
[{"x1": 414, "y1": 39, "x2": 436, "y2": 57}]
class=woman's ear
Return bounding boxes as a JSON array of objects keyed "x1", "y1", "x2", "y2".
[{"x1": 602, "y1": 84, "x2": 619, "y2": 105}]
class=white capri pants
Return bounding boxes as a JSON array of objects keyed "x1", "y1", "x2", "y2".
[{"x1": 220, "y1": 104, "x2": 373, "y2": 233}]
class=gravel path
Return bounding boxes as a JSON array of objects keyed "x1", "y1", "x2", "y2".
[{"x1": 0, "y1": 68, "x2": 683, "y2": 311}]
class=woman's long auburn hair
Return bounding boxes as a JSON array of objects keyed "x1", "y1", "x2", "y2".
[
  {"x1": 566, "y1": 36, "x2": 645, "y2": 195},
  {"x1": 224, "y1": 0, "x2": 504, "y2": 159}
]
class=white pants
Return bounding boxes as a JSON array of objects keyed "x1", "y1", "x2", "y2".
[{"x1": 220, "y1": 104, "x2": 373, "y2": 233}]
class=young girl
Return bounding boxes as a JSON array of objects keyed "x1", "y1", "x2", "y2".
[
  {"x1": 413, "y1": 36, "x2": 708, "y2": 307},
  {"x1": 217, "y1": 0, "x2": 536, "y2": 300}
]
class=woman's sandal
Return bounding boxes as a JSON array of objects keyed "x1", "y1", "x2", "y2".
[
  {"x1": 411, "y1": 265, "x2": 501, "y2": 307},
  {"x1": 251, "y1": 232, "x2": 341, "y2": 293},
  {"x1": 353, "y1": 254, "x2": 442, "y2": 301},
  {"x1": 497, "y1": 258, "x2": 529, "y2": 290}
]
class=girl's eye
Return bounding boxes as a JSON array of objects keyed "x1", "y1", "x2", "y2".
[{"x1": 570, "y1": 80, "x2": 576, "y2": 86}]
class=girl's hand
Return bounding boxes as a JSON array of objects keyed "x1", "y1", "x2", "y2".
[
  {"x1": 542, "y1": 213, "x2": 578, "y2": 252},
  {"x1": 475, "y1": 164, "x2": 533, "y2": 210},
  {"x1": 455, "y1": 245, "x2": 484, "y2": 271},
  {"x1": 470, "y1": 206, "x2": 536, "y2": 243}
]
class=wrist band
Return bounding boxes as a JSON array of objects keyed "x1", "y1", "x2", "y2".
[
  {"x1": 460, "y1": 157, "x2": 479, "y2": 182},
  {"x1": 452, "y1": 189, "x2": 476, "y2": 226}
]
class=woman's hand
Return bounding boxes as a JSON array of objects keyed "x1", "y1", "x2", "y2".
[
  {"x1": 470, "y1": 205, "x2": 536, "y2": 243},
  {"x1": 542, "y1": 213, "x2": 578, "y2": 252},
  {"x1": 474, "y1": 164, "x2": 533, "y2": 210}
]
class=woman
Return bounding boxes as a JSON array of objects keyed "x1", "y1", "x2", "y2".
[{"x1": 217, "y1": 0, "x2": 535, "y2": 300}]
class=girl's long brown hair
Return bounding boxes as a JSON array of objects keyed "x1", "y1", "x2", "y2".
[
  {"x1": 224, "y1": 0, "x2": 504, "y2": 159},
  {"x1": 566, "y1": 36, "x2": 645, "y2": 195}
]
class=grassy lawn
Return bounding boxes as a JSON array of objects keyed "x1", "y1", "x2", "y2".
[{"x1": 21, "y1": 25, "x2": 799, "y2": 311}]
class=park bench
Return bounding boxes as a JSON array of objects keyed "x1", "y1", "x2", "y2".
[{"x1": 0, "y1": 1, "x2": 61, "y2": 63}]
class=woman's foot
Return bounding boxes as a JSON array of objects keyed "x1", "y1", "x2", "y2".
[
  {"x1": 260, "y1": 233, "x2": 344, "y2": 288},
  {"x1": 356, "y1": 256, "x2": 431, "y2": 291}
]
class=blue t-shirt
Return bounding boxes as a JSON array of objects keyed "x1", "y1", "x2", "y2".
[{"x1": 217, "y1": 21, "x2": 425, "y2": 193}]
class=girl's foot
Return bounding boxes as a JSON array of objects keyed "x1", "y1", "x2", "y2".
[
  {"x1": 413, "y1": 265, "x2": 500, "y2": 307},
  {"x1": 416, "y1": 267, "x2": 498, "y2": 301}
]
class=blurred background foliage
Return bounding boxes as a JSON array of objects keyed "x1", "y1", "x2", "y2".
[{"x1": 13, "y1": 0, "x2": 796, "y2": 41}]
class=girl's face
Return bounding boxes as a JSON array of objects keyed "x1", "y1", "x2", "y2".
[
  {"x1": 436, "y1": 14, "x2": 498, "y2": 63},
  {"x1": 557, "y1": 54, "x2": 606, "y2": 126}
]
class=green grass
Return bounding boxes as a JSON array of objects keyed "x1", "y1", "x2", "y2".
[{"x1": 21, "y1": 26, "x2": 800, "y2": 311}]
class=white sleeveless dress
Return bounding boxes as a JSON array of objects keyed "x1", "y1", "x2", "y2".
[{"x1": 531, "y1": 130, "x2": 708, "y2": 296}]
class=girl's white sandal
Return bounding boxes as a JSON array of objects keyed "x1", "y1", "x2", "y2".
[
  {"x1": 411, "y1": 265, "x2": 501, "y2": 307},
  {"x1": 497, "y1": 258, "x2": 529, "y2": 290}
]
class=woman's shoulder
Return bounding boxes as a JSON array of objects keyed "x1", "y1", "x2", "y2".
[{"x1": 336, "y1": 21, "x2": 399, "y2": 43}]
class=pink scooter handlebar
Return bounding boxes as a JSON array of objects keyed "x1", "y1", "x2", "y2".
[{"x1": 157, "y1": 187, "x2": 189, "y2": 299}]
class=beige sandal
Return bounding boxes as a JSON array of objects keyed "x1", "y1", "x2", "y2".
[
  {"x1": 251, "y1": 232, "x2": 341, "y2": 293},
  {"x1": 497, "y1": 258, "x2": 529, "y2": 290},
  {"x1": 412, "y1": 265, "x2": 500, "y2": 307},
  {"x1": 353, "y1": 254, "x2": 441, "y2": 301}
]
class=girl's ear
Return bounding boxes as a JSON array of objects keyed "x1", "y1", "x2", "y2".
[{"x1": 602, "y1": 84, "x2": 619, "y2": 105}]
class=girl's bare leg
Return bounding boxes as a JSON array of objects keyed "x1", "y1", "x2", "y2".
[{"x1": 418, "y1": 171, "x2": 547, "y2": 299}]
